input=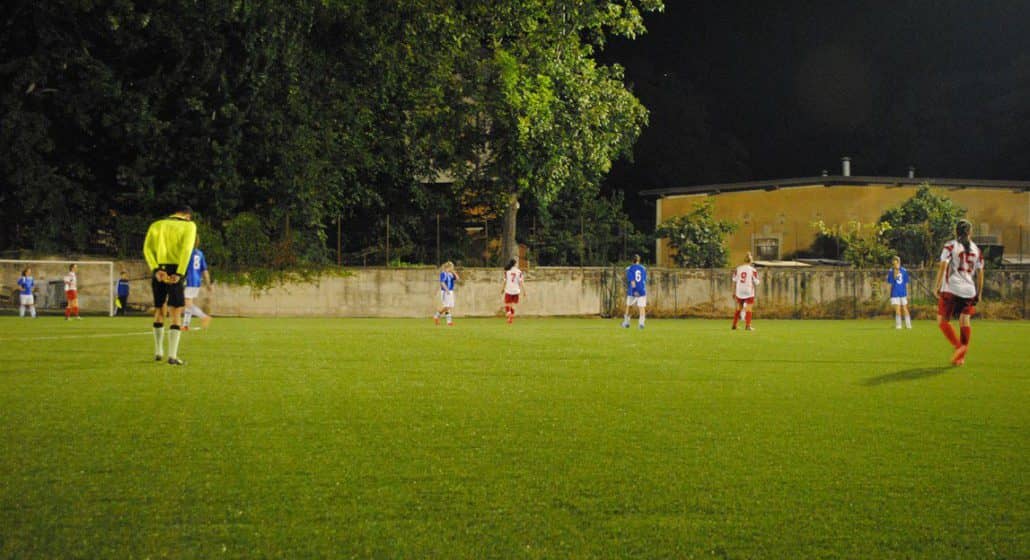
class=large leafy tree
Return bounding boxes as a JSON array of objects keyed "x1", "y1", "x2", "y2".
[{"x1": 441, "y1": 1, "x2": 664, "y2": 262}]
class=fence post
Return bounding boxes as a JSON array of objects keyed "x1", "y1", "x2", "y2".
[
  {"x1": 853, "y1": 270, "x2": 858, "y2": 319},
  {"x1": 673, "y1": 270, "x2": 679, "y2": 316}
]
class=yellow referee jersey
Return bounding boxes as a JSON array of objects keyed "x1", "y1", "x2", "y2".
[{"x1": 143, "y1": 216, "x2": 197, "y2": 275}]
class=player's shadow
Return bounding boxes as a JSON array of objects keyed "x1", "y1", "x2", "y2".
[{"x1": 862, "y1": 366, "x2": 950, "y2": 386}]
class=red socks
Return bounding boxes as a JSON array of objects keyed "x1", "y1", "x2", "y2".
[
  {"x1": 745, "y1": 311, "x2": 752, "y2": 328},
  {"x1": 732, "y1": 312, "x2": 739, "y2": 329},
  {"x1": 65, "y1": 307, "x2": 71, "y2": 318},
  {"x1": 938, "y1": 321, "x2": 960, "y2": 348},
  {"x1": 960, "y1": 326, "x2": 971, "y2": 346}
]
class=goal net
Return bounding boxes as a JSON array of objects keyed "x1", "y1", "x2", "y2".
[{"x1": 0, "y1": 260, "x2": 115, "y2": 316}]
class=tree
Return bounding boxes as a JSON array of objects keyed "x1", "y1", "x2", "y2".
[
  {"x1": 879, "y1": 185, "x2": 966, "y2": 266},
  {"x1": 441, "y1": 1, "x2": 664, "y2": 262},
  {"x1": 655, "y1": 200, "x2": 737, "y2": 268}
]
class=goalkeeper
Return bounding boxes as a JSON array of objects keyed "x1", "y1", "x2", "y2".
[{"x1": 143, "y1": 204, "x2": 197, "y2": 365}]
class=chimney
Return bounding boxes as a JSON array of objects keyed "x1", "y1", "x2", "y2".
[
  {"x1": 841, "y1": 156, "x2": 851, "y2": 177},
  {"x1": 907, "y1": 166, "x2": 916, "y2": 178}
]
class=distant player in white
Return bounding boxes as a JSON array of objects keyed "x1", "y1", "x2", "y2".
[
  {"x1": 17, "y1": 267, "x2": 37, "y2": 318},
  {"x1": 622, "y1": 254, "x2": 647, "y2": 329},
  {"x1": 63, "y1": 263, "x2": 80, "y2": 320},
  {"x1": 732, "y1": 252, "x2": 760, "y2": 331},
  {"x1": 434, "y1": 261, "x2": 460, "y2": 326},
  {"x1": 502, "y1": 258, "x2": 525, "y2": 324},
  {"x1": 933, "y1": 219, "x2": 984, "y2": 366}
]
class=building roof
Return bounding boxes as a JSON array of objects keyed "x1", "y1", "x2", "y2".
[{"x1": 639, "y1": 175, "x2": 1030, "y2": 198}]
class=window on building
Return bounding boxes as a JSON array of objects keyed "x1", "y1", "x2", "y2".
[{"x1": 754, "y1": 238, "x2": 780, "y2": 260}]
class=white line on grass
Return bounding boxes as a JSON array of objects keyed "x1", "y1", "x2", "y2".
[{"x1": 0, "y1": 332, "x2": 153, "y2": 342}]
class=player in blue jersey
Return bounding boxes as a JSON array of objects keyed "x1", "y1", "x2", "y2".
[
  {"x1": 434, "y1": 261, "x2": 460, "y2": 325},
  {"x1": 622, "y1": 255, "x2": 647, "y2": 329},
  {"x1": 115, "y1": 270, "x2": 130, "y2": 316},
  {"x1": 182, "y1": 242, "x2": 212, "y2": 331},
  {"x1": 886, "y1": 256, "x2": 912, "y2": 329},
  {"x1": 17, "y1": 267, "x2": 37, "y2": 318}
]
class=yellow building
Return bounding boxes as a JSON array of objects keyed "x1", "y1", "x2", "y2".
[{"x1": 644, "y1": 174, "x2": 1030, "y2": 266}]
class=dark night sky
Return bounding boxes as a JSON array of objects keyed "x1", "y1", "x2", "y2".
[{"x1": 601, "y1": 0, "x2": 1030, "y2": 222}]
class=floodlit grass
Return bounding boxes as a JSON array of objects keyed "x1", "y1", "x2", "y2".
[{"x1": 0, "y1": 316, "x2": 1027, "y2": 558}]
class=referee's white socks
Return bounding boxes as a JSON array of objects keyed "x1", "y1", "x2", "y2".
[
  {"x1": 168, "y1": 327, "x2": 182, "y2": 359},
  {"x1": 153, "y1": 323, "x2": 165, "y2": 356}
]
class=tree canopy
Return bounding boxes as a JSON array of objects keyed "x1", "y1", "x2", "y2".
[{"x1": 0, "y1": 0, "x2": 663, "y2": 266}]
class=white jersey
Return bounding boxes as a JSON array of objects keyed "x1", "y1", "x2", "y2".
[
  {"x1": 732, "y1": 264, "x2": 760, "y2": 299},
  {"x1": 939, "y1": 239, "x2": 983, "y2": 298},
  {"x1": 503, "y1": 267, "x2": 523, "y2": 295},
  {"x1": 63, "y1": 272, "x2": 77, "y2": 292}
]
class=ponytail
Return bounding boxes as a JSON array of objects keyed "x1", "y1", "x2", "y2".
[{"x1": 956, "y1": 219, "x2": 972, "y2": 255}]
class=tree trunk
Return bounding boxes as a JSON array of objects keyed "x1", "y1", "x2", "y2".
[{"x1": 501, "y1": 193, "x2": 520, "y2": 263}]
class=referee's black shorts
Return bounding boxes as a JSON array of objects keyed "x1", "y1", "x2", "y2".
[{"x1": 151, "y1": 264, "x2": 186, "y2": 308}]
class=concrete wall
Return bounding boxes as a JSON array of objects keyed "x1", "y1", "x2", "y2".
[
  {"x1": 9, "y1": 260, "x2": 1022, "y2": 319},
  {"x1": 205, "y1": 266, "x2": 1026, "y2": 319},
  {"x1": 210, "y1": 267, "x2": 607, "y2": 318}
]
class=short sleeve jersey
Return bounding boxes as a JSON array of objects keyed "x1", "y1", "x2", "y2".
[
  {"x1": 503, "y1": 267, "x2": 523, "y2": 295},
  {"x1": 18, "y1": 276, "x2": 34, "y2": 295},
  {"x1": 186, "y1": 249, "x2": 208, "y2": 288},
  {"x1": 439, "y1": 271, "x2": 455, "y2": 292},
  {"x1": 939, "y1": 239, "x2": 983, "y2": 298},
  {"x1": 626, "y1": 264, "x2": 647, "y2": 297},
  {"x1": 887, "y1": 267, "x2": 909, "y2": 298},
  {"x1": 64, "y1": 272, "x2": 77, "y2": 292},
  {"x1": 733, "y1": 264, "x2": 760, "y2": 299}
]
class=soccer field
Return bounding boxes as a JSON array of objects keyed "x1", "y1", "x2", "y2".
[{"x1": 0, "y1": 317, "x2": 1027, "y2": 558}]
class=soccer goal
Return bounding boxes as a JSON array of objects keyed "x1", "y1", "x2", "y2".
[{"x1": 0, "y1": 259, "x2": 116, "y2": 316}]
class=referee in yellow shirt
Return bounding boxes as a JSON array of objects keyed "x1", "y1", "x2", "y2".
[{"x1": 144, "y1": 205, "x2": 197, "y2": 365}]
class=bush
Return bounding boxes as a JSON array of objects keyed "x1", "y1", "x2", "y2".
[
  {"x1": 194, "y1": 220, "x2": 229, "y2": 268},
  {"x1": 224, "y1": 213, "x2": 271, "y2": 267},
  {"x1": 656, "y1": 200, "x2": 737, "y2": 268}
]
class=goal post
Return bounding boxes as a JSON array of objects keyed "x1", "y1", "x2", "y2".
[{"x1": 0, "y1": 259, "x2": 116, "y2": 316}]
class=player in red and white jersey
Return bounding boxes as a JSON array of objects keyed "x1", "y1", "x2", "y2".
[
  {"x1": 502, "y1": 258, "x2": 525, "y2": 324},
  {"x1": 63, "y1": 263, "x2": 81, "y2": 320},
  {"x1": 932, "y1": 219, "x2": 984, "y2": 366},
  {"x1": 731, "y1": 252, "x2": 760, "y2": 330}
]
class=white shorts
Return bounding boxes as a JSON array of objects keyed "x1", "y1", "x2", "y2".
[
  {"x1": 19, "y1": 294, "x2": 34, "y2": 306},
  {"x1": 626, "y1": 295, "x2": 647, "y2": 308},
  {"x1": 440, "y1": 290, "x2": 455, "y2": 308},
  {"x1": 890, "y1": 297, "x2": 908, "y2": 306},
  {"x1": 184, "y1": 287, "x2": 201, "y2": 299}
]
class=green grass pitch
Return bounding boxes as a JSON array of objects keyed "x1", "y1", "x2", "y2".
[{"x1": 0, "y1": 316, "x2": 1027, "y2": 558}]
